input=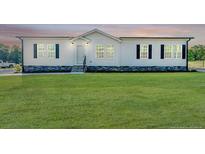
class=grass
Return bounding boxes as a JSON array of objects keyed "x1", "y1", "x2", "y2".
[{"x1": 0, "y1": 73, "x2": 205, "y2": 128}]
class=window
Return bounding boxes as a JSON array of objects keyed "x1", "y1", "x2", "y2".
[
  {"x1": 96, "y1": 44, "x2": 114, "y2": 59},
  {"x1": 36, "y1": 44, "x2": 57, "y2": 58},
  {"x1": 165, "y1": 45, "x2": 182, "y2": 59},
  {"x1": 140, "y1": 44, "x2": 148, "y2": 59},
  {"x1": 37, "y1": 44, "x2": 46, "y2": 57},
  {"x1": 106, "y1": 45, "x2": 114, "y2": 58},
  {"x1": 165, "y1": 45, "x2": 172, "y2": 58},
  {"x1": 47, "y1": 44, "x2": 55, "y2": 58},
  {"x1": 175, "y1": 45, "x2": 182, "y2": 58},
  {"x1": 96, "y1": 45, "x2": 104, "y2": 58}
]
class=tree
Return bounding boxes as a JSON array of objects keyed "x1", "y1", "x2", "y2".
[
  {"x1": 0, "y1": 44, "x2": 22, "y2": 63},
  {"x1": 189, "y1": 45, "x2": 205, "y2": 61},
  {"x1": 8, "y1": 45, "x2": 22, "y2": 64},
  {"x1": 0, "y1": 44, "x2": 9, "y2": 62}
]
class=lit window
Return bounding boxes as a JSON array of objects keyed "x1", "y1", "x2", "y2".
[
  {"x1": 47, "y1": 44, "x2": 55, "y2": 58},
  {"x1": 176, "y1": 45, "x2": 182, "y2": 58},
  {"x1": 165, "y1": 45, "x2": 172, "y2": 58},
  {"x1": 106, "y1": 45, "x2": 114, "y2": 58},
  {"x1": 37, "y1": 44, "x2": 46, "y2": 57},
  {"x1": 140, "y1": 44, "x2": 148, "y2": 59},
  {"x1": 96, "y1": 45, "x2": 114, "y2": 59},
  {"x1": 165, "y1": 45, "x2": 182, "y2": 59},
  {"x1": 96, "y1": 45, "x2": 105, "y2": 58},
  {"x1": 172, "y1": 45, "x2": 177, "y2": 58}
]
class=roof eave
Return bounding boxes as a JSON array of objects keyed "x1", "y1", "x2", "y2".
[
  {"x1": 70, "y1": 36, "x2": 91, "y2": 42},
  {"x1": 119, "y1": 37, "x2": 195, "y2": 39},
  {"x1": 75, "y1": 28, "x2": 122, "y2": 43},
  {"x1": 16, "y1": 36, "x2": 72, "y2": 39}
]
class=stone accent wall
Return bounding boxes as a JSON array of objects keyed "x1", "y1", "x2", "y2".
[
  {"x1": 86, "y1": 66, "x2": 187, "y2": 72},
  {"x1": 24, "y1": 66, "x2": 72, "y2": 73},
  {"x1": 23, "y1": 65, "x2": 187, "y2": 73}
]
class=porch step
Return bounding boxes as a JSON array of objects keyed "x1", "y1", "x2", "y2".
[{"x1": 71, "y1": 65, "x2": 84, "y2": 72}]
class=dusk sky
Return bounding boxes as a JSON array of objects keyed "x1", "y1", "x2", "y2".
[{"x1": 0, "y1": 24, "x2": 205, "y2": 47}]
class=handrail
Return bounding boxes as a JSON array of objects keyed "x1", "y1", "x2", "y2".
[{"x1": 83, "y1": 55, "x2": 86, "y2": 72}]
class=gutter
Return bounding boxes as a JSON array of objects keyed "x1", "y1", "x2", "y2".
[
  {"x1": 186, "y1": 38, "x2": 193, "y2": 71},
  {"x1": 16, "y1": 37, "x2": 24, "y2": 73}
]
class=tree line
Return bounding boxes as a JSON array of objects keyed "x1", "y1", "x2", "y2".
[{"x1": 0, "y1": 44, "x2": 22, "y2": 64}]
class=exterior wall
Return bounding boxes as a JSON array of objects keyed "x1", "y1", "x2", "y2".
[
  {"x1": 120, "y1": 38, "x2": 187, "y2": 66},
  {"x1": 22, "y1": 33, "x2": 121, "y2": 67},
  {"x1": 85, "y1": 32, "x2": 121, "y2": 66},
  {"x1": 23, "y1": 38, "x2": 74, "y2": 66},
  {"x1": 22, "y1": 33, "x2": 188, "y2": 72}
]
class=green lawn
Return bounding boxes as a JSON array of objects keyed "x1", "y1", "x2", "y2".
[{"x1": 0, "y1": 73, "x2": 205, "y2": 128}]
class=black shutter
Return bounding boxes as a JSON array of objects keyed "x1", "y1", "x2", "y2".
[
  {"x1": 148, "y1": 44, "x2": 152, "y2": 59},
  {"x1": 182, "y1": 44, "x2": 186, "y2": 59},
  {"x1": 33, "y1": 44, "x2": 37, "y2": 58},
  {"x1": 161, "y1": 44, "x2": 164, "y2": 59},
  {"x1": 56, "y1": 44, "x2": 59, "y2": 58},
  {"x1": 136, "y1": 44, "x2": 140, "y2": 59}
]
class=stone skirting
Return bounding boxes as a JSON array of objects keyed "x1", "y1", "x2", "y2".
[
  {"x1": 86, "y1": 66, "x2": 187, "y2": 72},
  {"x1": 23, "y1": 66, "x2": 72, "y2": 73},
  {"x1": 23, "y1": 65, "x2": 187, "y2": 73}
]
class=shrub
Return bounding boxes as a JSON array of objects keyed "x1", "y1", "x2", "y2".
[
  {"x1": 188, "y1": 45, "x2": 205, "y2": 61},
  {"x1": 14, "y1": 64, "x2": 22, "y2": 73}
]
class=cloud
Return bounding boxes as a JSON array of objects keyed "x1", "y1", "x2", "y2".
[{"x1": 0, "y1": 24, "x2": 203, "y2": 46}]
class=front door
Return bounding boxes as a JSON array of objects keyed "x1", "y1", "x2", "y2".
[{"x1": 76, "y1": 45, "x2": 85, "y2": 64}]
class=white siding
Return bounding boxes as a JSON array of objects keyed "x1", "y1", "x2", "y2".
[
  {"x1": 23, "y1": 33, "x2": 187, "y2": 67},
  {"x1": 23, "y1": 38, "x2": 74, "y2": 66},
  {"x1": 120, "y1": 38, "x2": 187, "y2": 66},
  {"x1": 85, "y1": 32, "x2": 121, "y2": 66}
]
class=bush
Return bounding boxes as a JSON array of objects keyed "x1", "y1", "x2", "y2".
[
  {"x1": 188, "y1": 45, "x2": 205, "y2": 61},
  {"x1": 14, "y1": 64, "x2": 22, "y2": 73}
]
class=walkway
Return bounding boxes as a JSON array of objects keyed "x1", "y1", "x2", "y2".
[{"x1": 0, "y1": 72, "x2": 84, "y2": 77}]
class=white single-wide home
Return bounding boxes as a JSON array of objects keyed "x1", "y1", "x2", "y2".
[{"x1": 17, "y1": 29, "x2": 194, "y2": 73}]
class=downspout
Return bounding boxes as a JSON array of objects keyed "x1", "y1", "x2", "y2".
[
  {"x1": 186, "y1": 38, "x2": 192, "y2": 71},
  {"x1": 16, "y1": 37, "x2": 24, "y2": 73}
]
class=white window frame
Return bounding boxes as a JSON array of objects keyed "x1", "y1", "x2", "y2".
[
  {"x1": 140, "y1": 44, "x2": 149, "y2": 59},
  {"x1": 96, "y1": 44, "x2": 105, "y2": 59},
  {"x1": 164, "y1": 44, "x2": 182, "y2": 59},
  {"x1": 47, "y1": 44, "x2": 55, "y2": 58},
  {"x1": 37, "y1": 44, "x2": 46, "y2": 58},
  {"x1": 105, "y1": 45, "x2": 114, "y2": 59},
  {"x1": 175, "y1": 45, "x2": 182, "y2": 59},
  {"x1": 164, "y1": 45, "x2": 172, "y2": 59},
  {"x1": 96, "y1": 44, "x2": 114, "y2": 59}
]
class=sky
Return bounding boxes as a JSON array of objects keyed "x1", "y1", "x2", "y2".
[{"x1": 0, "y1": 24, "x2": 204, "y2": 47}]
